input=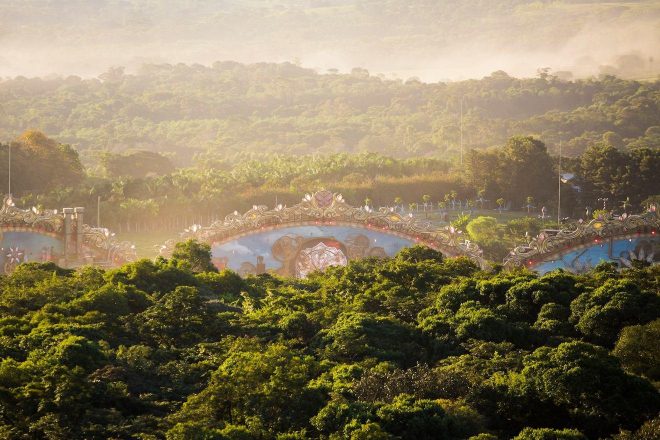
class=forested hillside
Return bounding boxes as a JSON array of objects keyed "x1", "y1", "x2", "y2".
[
  {"x1": 1, "y1": 64, "x2": 658, "y2": 168},
  {"x1": 0, "y1": 243, "x2": 657, "y2": 438}
]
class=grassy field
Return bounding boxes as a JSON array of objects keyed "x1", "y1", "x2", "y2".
[
  {"x1": 417, "y1": 208, "x2": 541, "y2": 225},
  {"x1": 114, "y1": 230, "x2": 181, "y2": 259}
]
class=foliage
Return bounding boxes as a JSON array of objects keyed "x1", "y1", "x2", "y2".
[
  {"x1": 613, "y1": 319, "x2": 660, "y2": 382},
  {"x1": 467, "y1": 217, "x2": 500, "y2": 243},
  {"x1": 513, "y1": 427, "x2": 586, "y2": 440},
  {"x1": 172, "y1": 239, "x2": 217, "y2": 273},
  {"x1": 102, "y1": 150, "x2": 174, "y2": 178},
  {"x1": 0, "y1": 130, "x2": 84, "y2": 195},
  {"x1": 0, "y1": 246, "x2": 657, "y2": 438},
  {"x1": 1, "y1": 63, "x2": 658, "y2": 166},
  {"x1": 4, "y1": 128, "x2": 657, "y2": 245}
]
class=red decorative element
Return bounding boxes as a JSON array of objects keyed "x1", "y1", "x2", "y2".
[{"x1": 323, "y1": 239, "x2": 342, "y2": 249}]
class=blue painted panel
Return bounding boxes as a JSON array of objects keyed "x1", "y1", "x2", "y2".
[
  {"x1": 0, "y1": 231, "x2": 65, "y2": 273},
  {"x1": 534, "y1": 237, "x2": 659, "y2": 274},
  {"x1": 211, "y1": 225, "x2": 415, "y2": 277}
]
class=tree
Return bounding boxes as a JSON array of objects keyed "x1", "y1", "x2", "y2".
[
  {"x1": 137, "y1": 285, "x2": 214, "y2": 346},
  {"x1": 395, "y1": 245, "x2": 444, "y2": 264},
  {"x1": 513, "y1": 427, "x2": 586, "y2": 439},
  {"x1": 171, "y1": 239, "x2": 217, "y2": 273},
  {"x1": 422, "y1": 194, "x2": 431, "y2": 217},
  {"x1": 499, "y1": 137, "x2": 555, "y2": 207},
  {"x1": 102, "y1": 150, "x2": 175, "y2": 178},
  {"x1": 319, "y1": 312, "x2": 427, "y2": 366},
  {"x1": 613, "y1": 319, "x2": 660, "y2": 381},
  {"x1": 422, "y1": 194, "x2": 431, "y2": 208},
  {"x1": 579, "y1": 143, "x2": 630, "y2": 202},
  {"x1": 450, "y1": 191, "x2": 458, "y2": 209},
  {"x1": 394, "y1": 196, "x2": 403, "y2": 211},
  {"x1": 621, "y1": 197, "x2": 631, "y2": 214},
  {"x1": 510, "y1": 341, "x2": 660, "y2": 437},
  {"x1": 466, "y1": 217, "x2": 499, "y2": 243},
  {"x1": 477, "y1": 189, "x2": 487, "y2": 209},
  {"x1": 525, "y1": 196, "x2": 534, "y2": 213},
  {"x1": 496, "y1": 198, "x2": 505, "y2": 214},
  {"x1": 376, "y1": 395, "x2": 463, "y2": 439},
  {"x1": 173, "y1": 341, "x2": 323, "y2": 433},
  {"x1": 570, "y1": 278, "x2": 659, "y2": 346},
  {"x1": 2, "y1": 131, "x2": 84, "y2": 194}
]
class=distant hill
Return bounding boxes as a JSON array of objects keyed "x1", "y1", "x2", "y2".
[{"x1": 0, "y1": 63, "x2": 657, "y2": 166}]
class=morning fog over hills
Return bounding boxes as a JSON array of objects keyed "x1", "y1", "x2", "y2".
[
  {"x1": 1, "y1": 0, "x2": 659, "y2": 81},
  {"x1": 0, "y1": 1, "x2": 659, "y2": 440}
]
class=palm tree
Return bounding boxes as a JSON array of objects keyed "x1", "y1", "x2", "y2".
[
  {"x1": 476, "y1": 189, "x2": 487, "y2": 209},
  {"x1": 394, "y1": 196, "x2": 402, "y2": 212},
  {"x1": 466, "y1": 199, "x2": 475, "y2": 215},
  {"x1": 621, "y1": 197, "x2": 630, "y2": 214},
  {"x1": 525, "y1": 196, "x2": 535, "y2": 214},
  {"x1": 422, "y1": 194, "x2": 431, "y2": 211},
  {"x1": 421, "y1": 194, "x2": 432, "y2": 218},
  {"x1": 496, "y1": 198, "x2": 505, "y2": 215}
]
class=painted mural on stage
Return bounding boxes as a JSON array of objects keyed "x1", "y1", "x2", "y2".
[
  {"x1": 211, "y1": 225, "x2": 415, "y2": 277},
  {"x1": 533, "y1": 237, "x2": 659, "y2": 274},
  {"x1": 0, "y1": 230, "x2": 65, "y2": 274}
]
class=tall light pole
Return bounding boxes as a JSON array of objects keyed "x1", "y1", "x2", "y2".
[
  {"x1": 557, "y1": 140, "x2": 562, "y2": 225},
  {"x1": 7, "y1": 143, "x2": 11, "y2": 196},
  {"x1": 459, "y1": 95, "x2": 465, "y2": 166}
]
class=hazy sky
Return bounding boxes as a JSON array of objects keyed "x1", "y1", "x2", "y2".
[{"x1": 1, "y1": 0, "x2": 659, "y2": 81}]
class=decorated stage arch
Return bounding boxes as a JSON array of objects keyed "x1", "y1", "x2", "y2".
[
  {"x1": 0, "y1": 195, "x2": 136, "y2": 274},
  {"x1": 504, "y1": 211, "x2": 659, "y2": 273},
  {"x1": 162, "y1": 190, "x2": 486, "y2": 277}
]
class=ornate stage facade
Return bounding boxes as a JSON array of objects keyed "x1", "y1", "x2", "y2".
[
  {"x1": 504, "y1": 211, "x2": 659, "y2": 273},
  {"x1": 162, "y1": 190, "x2": 486, "y2": 277},
  {"x1": 0, "y1": 195, "x2": 136, "y2": 274}
]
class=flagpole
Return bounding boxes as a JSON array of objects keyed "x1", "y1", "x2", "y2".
[{"x1": 557, "y1": 140, "x2": 562, "y2": 225}]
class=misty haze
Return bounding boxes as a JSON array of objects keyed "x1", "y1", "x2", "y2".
[{"x1": 1, "y1": 0, "x2": 659, "y2": 80}]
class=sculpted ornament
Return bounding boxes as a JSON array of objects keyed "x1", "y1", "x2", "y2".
[
  {"x1": 504, "y1": 210, "x2": 659, "y2": 269},
  {"x1": 0, "y1": 195, "x2": 135, "y2": 269},
  {"x1": 0, "y1": 195, "x2": 63, "y2": 232},
  {"x1": 161, "y1": 190, "x2": 486, "y2": 268}
]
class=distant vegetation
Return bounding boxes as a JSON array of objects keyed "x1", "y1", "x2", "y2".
[
  {"x1": 0, "y1": 64, "x2": 658, "y2": 169},
  {"x1": 0, "y1": 245, "x2": 657, "y2": 438},
  {"x1": 1, "y1": 130, "x2": 657, "y2": 261}
]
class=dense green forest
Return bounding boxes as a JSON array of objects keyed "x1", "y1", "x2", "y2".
[
  {"x1": 0, "y1": 243, "x2": 657, "y2": 438},
  {"x1": 0, "y1": 64, "x2": 659, "y2": 169}
]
